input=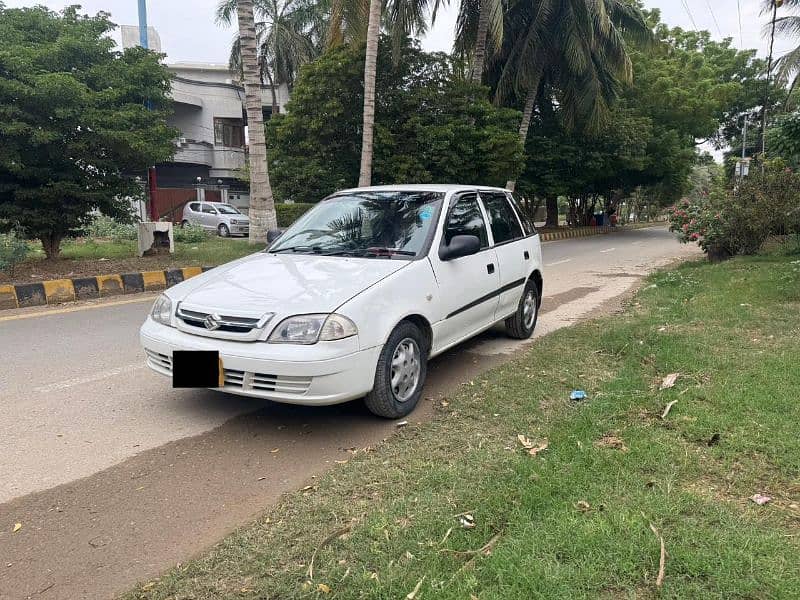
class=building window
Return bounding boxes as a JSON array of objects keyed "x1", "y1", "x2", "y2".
[{"x1": 214, "y1": 117, "x2": 245, "y2": 148}]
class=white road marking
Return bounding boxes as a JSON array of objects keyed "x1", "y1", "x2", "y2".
[
  {"x1": 599, "y1": 247, "x2": 616, "y2": 253},
  {"x1": 34, "y1": 363, "x2": 147, "y2": 393},
  {"x1": 546, "y1": 258, "x2": 572, "y2": 266}
]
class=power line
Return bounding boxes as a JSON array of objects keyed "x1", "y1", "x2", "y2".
[
  {"x1": 680, "y1": 0, "x2": 698, "y2": 32},
  {"x1": 704, "y1": 0, "x2": 723, "y2": 38}
]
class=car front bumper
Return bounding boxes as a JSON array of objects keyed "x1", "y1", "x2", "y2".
[{"x1": 140, "y1": 318, "x2": 380, "y2": 406}]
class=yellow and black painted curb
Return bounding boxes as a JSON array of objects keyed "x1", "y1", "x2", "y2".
[
  {"x1": 0, "y1": 266, "x2": 212, "y2": 311},
  {"x1": 539, "y1": 225, "x2": 613, "y2": 242}
]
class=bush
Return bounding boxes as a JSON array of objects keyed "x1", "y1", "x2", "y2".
[
  {"x1": 86, "y1": 215, "x2": 137, "y2": 242},
  {"x1": 0, "y1": 231, "x2": 30, "y2": 276},
  {"x1": 275, "y1": 203, "x2": 314, "y2": 228},
  {"x1": 173, "y1": 223, "x2": 207, "y2": 243},
  {"x1": 669, "y1": 165, "x2": 800, "y2": 258}
]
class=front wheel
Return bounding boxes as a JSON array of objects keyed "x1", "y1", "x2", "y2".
[
  {"x1": 217, "y1": 224, "x2": 230, "y2": 237},
  {"x1": 364, "y1": 321, "x2": 428, "y2": 418},
  {"x1": 505, "y1": 278, "x2": 539, "y2": 339}
]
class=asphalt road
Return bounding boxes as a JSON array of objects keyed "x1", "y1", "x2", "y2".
[{"x1": 0, "y1": 227, "x2": 700, "y2": 600}]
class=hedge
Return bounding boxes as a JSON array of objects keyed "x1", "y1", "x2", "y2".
[{"x1": 275, "y1": 203, "x2": 314, "y2": 228}]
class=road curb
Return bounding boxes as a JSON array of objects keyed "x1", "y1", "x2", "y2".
[
  {"x1": 538, "y1": 223, "x2": 661, "y2": 242},
  {"x1": 540, "y1": 226, "x2": 611, "y2": 241},
  {"x1": 0, "y1": 266, "x2": 213, "y2": 311}
]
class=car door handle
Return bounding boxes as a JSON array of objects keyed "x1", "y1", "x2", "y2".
[
  {"x1": 487, "y1": 263, "x2": 495, "y2": 274},
  {"x1": 524, "y1": 251, "x2": 530, "y2": 260}
]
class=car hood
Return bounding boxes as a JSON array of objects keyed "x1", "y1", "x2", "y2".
[{"x1": 174, "y1": 252, "x2": 408, "y2": 316}]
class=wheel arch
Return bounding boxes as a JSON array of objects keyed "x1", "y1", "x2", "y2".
[
  {"x1": 396, "y1": 314, "x2": 433, "y2": 353},
  {"x1": 530, "y1": 269, "x2": 543, "y2": 301}
]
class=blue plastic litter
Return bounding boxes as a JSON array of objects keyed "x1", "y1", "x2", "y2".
[{"x1": 570, "y1": 390, "x2": 587, "y2": 401}]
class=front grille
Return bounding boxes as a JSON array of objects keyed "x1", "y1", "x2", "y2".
[
  {"x1": 145, "y1": 351, "x2": 310, "y2": 396},
  {"x1": 177, "y1": 307, "x2": 261, "y2": 334},
  {"x1": 145, "y1": 349, "x2": 172, "y2": 371},
  {"x1": 223, "y1": 369, "x2": 311, "y2": 396}
]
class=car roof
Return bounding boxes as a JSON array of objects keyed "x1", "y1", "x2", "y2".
[{"x1": 333, "y1": 184, "x2": 510, "y2": 194}]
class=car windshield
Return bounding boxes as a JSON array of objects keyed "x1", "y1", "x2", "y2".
[
  {"x1": 216, "y1": 204, "x2": 241, "y2": 215},
  {"x1": 269, "y1": 191, "x2": 444, "y2": 258}
]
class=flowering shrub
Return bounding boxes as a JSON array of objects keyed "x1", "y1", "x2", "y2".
[{"x1": 669, "y1": 165, "x2": 800, "y2": 259}]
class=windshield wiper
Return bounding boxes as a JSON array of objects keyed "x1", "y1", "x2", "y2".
[
  {"x1": 363, "y1": 247, "x2": 416, "y2": 257},
  {"x1": 270, "y1": 245, "x2": 324, "y2": 254}
]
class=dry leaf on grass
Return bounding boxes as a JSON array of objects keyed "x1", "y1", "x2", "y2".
[
  {"x1": 406, "y1": 576, "x2": 425, "y2": 599},
  {"x1": 594, "y1": 434, "x2": 629, "y2": 452},
  {"x1": 750, "y1": 493, "x2": 772, "y2": 506},
  {"x1": 459, "y1": 514, "x2": 476, "y2": 529},
  {"x1": 317, "y1": 583, "x2": 331, "y2": 593},
  {"x1": 12, "y1": 523, "x2": 21, "y2": 533},
  {"x1": 660, "y1": 373, "x2": 679, "y2": 390},
  {"x1": 517, "y1": 435, "x2": 549, "y2": 456},
  {"x1": 575, "y1": 501, "x2": 591, "y2": 512}
]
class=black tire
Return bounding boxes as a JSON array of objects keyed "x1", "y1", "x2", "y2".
[
  {"x1": 505, "y1": 278, "x2": 539, "y2": 339},
  {"x1": 217, "y1": 223, "x2": 230, "y2": 237},
  {"x1": 364, "y1": 321, "x2": 428, "y2": 419},
  {"x1": 180, "y1": 220, "x2": 189, "y2": 228}
]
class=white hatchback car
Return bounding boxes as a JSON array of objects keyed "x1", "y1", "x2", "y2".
[
  {"x1": 141, "y1": 185, "x2": 543, "y2": 418},
  {"x1": 181, "y1": 201, "x2": 250, "y2": 237}
]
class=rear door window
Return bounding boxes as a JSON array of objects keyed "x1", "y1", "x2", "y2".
[
  {"x1": 444, "y1": 193, "x2": 489, "y2": 248},
  {"x1": 507, "y1": 192, "x2": 537, "y2": 236},
  {"x1": 480, "y1": 192, "x2": 523, "y2": 245}
]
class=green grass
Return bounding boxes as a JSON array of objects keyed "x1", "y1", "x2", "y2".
[
  {"x1": 125, "y1": 255, "x2": 800, "y2": 600},
  {"x1": 26, "y1": 236, "x2": 256, "y2": 266}
]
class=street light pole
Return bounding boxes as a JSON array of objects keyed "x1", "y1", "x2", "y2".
[
  {"x1": 742, "y1": 116, "x2": 748, "y2": 160},
  {"x1": 138, "y1": 0, "x2": 149, "y2": 49}
]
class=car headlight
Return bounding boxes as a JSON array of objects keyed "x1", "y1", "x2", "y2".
[
  {"x1": 151, "y1": 294, "x2": 173, "y2": 326},
  {"x1": 268, "y1": 313, "x2": 357, "y2": 344},
  {"x1": 230, "y1": 219, "x2": 240, "y2": 224}
]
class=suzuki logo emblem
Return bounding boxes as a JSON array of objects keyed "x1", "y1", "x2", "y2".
[{"x1": 203, "y1": 313, "x2": 222, "y2": 330}]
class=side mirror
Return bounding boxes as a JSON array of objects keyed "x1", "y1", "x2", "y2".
[
  {"x1": 439, "y1": 234, "x2": 481, "y2": 261},
  {"x1": 267, "y1": 229, "x2": 284, "y2": 243}
]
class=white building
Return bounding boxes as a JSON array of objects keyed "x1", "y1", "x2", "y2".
[{"x1": 152, "y1": 63, "x2": 289, "y2": 219}]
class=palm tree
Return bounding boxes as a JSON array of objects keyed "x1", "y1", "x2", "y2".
[
  {"x1": 217, "y1": 0, "x2": 322, "y2": 114},
  {"x1": 454, "y1": 0, "x2": 504, "y2": 84},
  {"x1": 492, "y1": 0, "x2": 650, "y2": 190},
  {"x1": 357, "y1": 0, "x2": 382, "y2": 186},
  {"x1": 236, "y1": 0, "x2": 278, "y2": 242}
]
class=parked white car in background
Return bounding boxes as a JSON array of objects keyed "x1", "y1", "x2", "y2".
[
  {"x1": 181, "y1": 202, "x2": 250, "y2": 237},
  {"x1": 142, "y1": 185, "x2": 543, "y2": 418}
]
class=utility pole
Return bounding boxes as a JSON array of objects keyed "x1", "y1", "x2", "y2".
[
  {"x1": 742, "y1": 116, "x2": 748, "y2": 160},
  {"x1": 762, "y1": 0, "x2": 779, "y2": 162},
  {"x1": 138, "y1": 0, "x2": 158, "y2": 222}
]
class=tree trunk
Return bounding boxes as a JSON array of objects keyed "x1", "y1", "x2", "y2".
[
  {"x1": 506, "y1": 87, "x2": 537, "y2": 191},
  {"x1": 264, "y1": 66, "x2": 279, "y2": 117},
  {"x1": 544, "y1": 195, "x2": 558, "y2": 228},
  {"x1": 358, "y1": 0, "x2": 382, "y2": 187},
  {"x1": 237, "y1": 0, "x2": 277, "y2": 244},
  {"x1": 471, "y1": 2, "x2": 490, "y2": 84},
  {"x1": 41, "y1": 232, "x2": 63, "y2": 260}
]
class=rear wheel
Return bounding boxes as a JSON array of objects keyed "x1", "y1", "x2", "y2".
[
  {"x1": 180, "y1": 220, "x2": 189, "y2": 228},
  {"x1": 364, "y1": 321, "x2": 428, "y2": 418},
  {"x1": 217, "y1": 223, "x2": 230, "y2": 237},
  {"x1": 505, "y1": 278, "x2": 539, "y2": 339}
]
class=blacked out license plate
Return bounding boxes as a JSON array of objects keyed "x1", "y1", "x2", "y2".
[{"x1": 172, "y1": 350, "x2": 224, "y2": 388}]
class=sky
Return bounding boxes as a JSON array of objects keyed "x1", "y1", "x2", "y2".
[{"x1": 0, "y1": 0, "x2": 791, "y2": 65}]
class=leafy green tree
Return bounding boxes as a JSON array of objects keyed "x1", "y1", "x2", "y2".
[
  {"x1": 492, "y1": 0, "x2": 650, "y2": 191},
  {"x1": 767, "y1": 111, "x2": 800, "y2": 167},
  {"x1": 267, "y1": 39, "x2": 523, "y2": 201},
  {"x1": 0, "y1": 5, "x2": 177, "y2": 258},
  {"x1": 519, "y1": 11, "x2": 766, "y2": 226}
]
